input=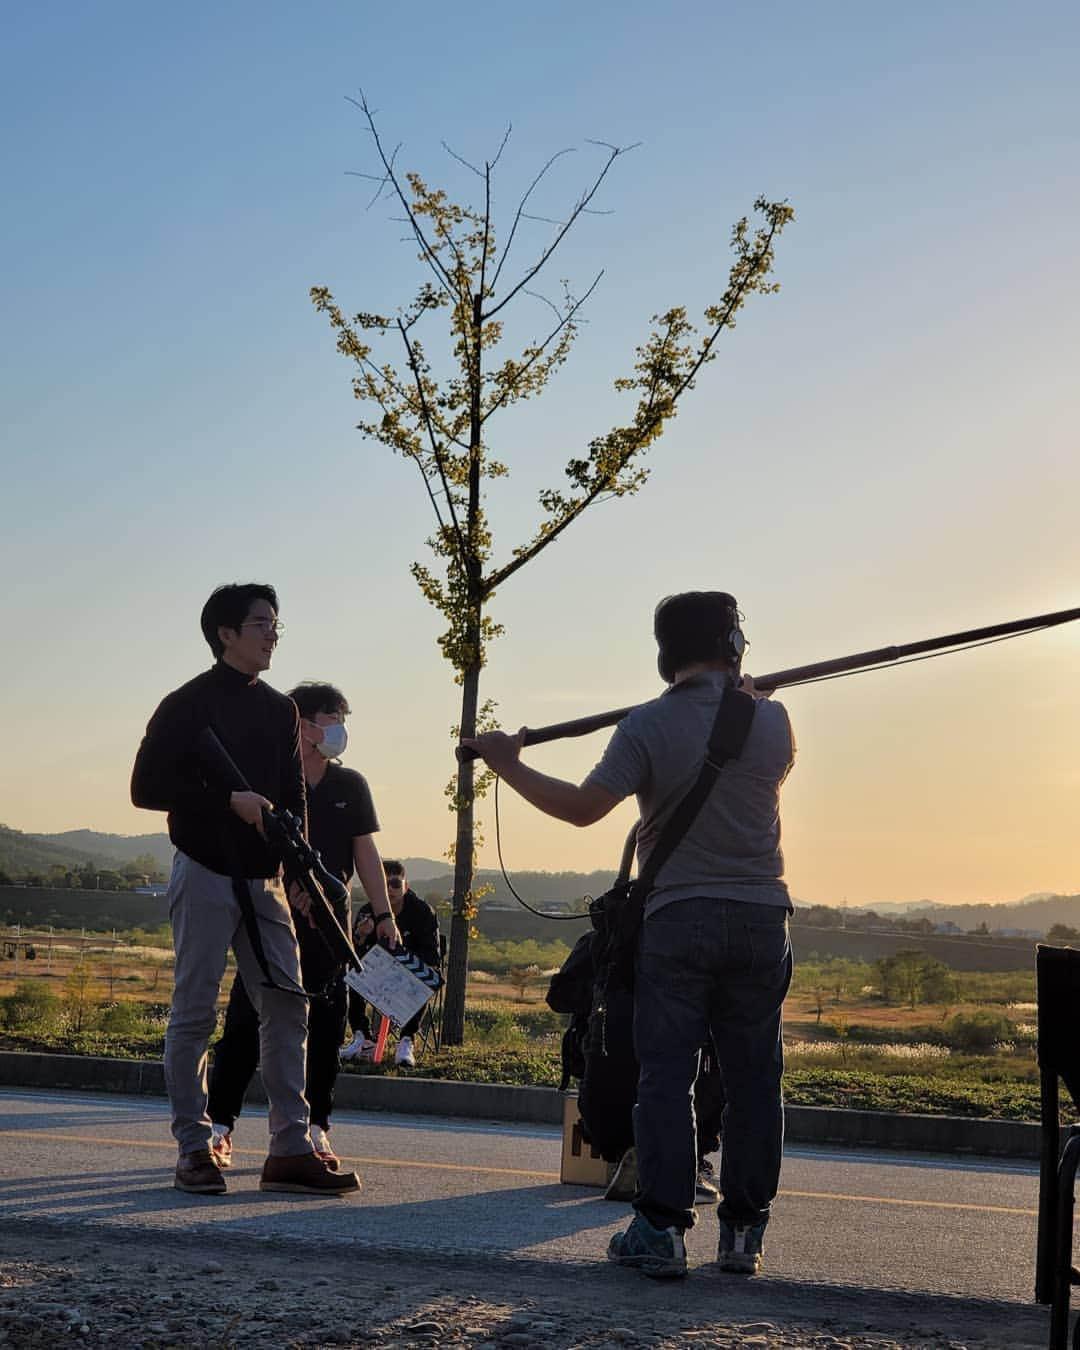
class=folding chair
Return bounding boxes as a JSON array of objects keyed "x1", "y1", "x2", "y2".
[
  {"x1": 414, "y1": 933, "x2": 448, "y2": 1057},
  {"x1": 1035, "y1": 943, "x2": 1080, "y2": 1348}
]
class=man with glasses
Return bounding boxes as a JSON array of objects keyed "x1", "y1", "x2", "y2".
[
  {"x1": 131, "y1": 583, "x2": 362, "y2": 1196},
  {"x1": 207, "y1": 682, "x2": 399, "y2": 1170},
  {"x1": 343, "y1": 861, "x2": 441, "y2": 1067}
]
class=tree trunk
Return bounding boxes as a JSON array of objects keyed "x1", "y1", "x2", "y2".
[
  {"x1": 441, "y1": 655, "x2": 480, "y2": 1045},
  {"x1": 441, "y1": 292, "x2": 486, "y2": 1047}
]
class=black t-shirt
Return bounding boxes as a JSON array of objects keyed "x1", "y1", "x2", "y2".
[
  {"x1": 305, "y1": 763, "x2": 379, "y2": 887},
  {"x1": 297, "y1": 762, "x2": 379, "y2": 983}
]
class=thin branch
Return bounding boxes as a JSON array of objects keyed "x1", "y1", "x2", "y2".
[
  {"x1": 351, "y1": 343, "x2": 472, "y2": 456},
  {"x1": 484, "y1": 480, "x2": 603, "y2": 594},
  {"x1": 345, "y1": 92, "x2": 458, "y2": 302},
  {"x1": 347, "y1": 361, "x2": 449, "y2": 536},
  {"x1": 479, "y1": 160, "x2": 492, "y2": 318},
  {"x1": 344, "y1": 142, "x2": 401, "y2": 210},
  {"x1": 481, "y1": 271, "x2": 603, "y2": 426},
  {"x1": 485, "y1": 142, "x2": 634, "y2": 321},
  {"x1": 663, "y1": 215, "x2": 785, "y2": 403},
  {"x1": 485, "y1": 213, "x2": 784, "y2": 593},
  {"x1": 490, "y1": 123, "x2": 512, "y2": 170},
  {"x1": 522, "y1": 288, "x2": 564, "y2": 324},
  {"x1": 404, "y1": 443, "x2": 451, "y2": 535},
  {"x1": 397, "y1": 319, "x2": 469, "y2": 563},
  {"x1": 441, "y1": 140, "x2": 484, "y2": 177},
  {"x1": 489, "y1": 147, "x2": 577, "y2": 292},
  {"x1": 521, "y1": 212, "x2": 567, "y2": 227}
]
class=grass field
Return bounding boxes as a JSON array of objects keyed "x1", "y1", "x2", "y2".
[{"x1": 0, "y1": 926, "x2": 1047, "y2": 1121}]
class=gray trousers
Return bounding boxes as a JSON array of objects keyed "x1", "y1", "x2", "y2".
[{"x1": 166, "y1": 851, "x2": 312, "y2": 1157}]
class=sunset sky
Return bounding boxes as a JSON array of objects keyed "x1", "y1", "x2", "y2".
[{"x1": 2, "y1": 2, "x2": 1077, "y2": 905}]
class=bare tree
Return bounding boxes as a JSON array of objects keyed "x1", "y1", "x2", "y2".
[{"x1": 312, "y1": 94, "x2": 794, "y2": 1043}]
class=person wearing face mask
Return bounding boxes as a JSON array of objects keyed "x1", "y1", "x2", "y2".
[
  {"x1": 206, "y1": 682, "x2": 398, "y2": 1172},
  {"x1": 342, "y1": 860, "x2": 441, "y2": 1067}
]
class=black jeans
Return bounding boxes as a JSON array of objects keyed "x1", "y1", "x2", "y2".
[
  {"x1": 632, "y1": 896, "x2": 792, "y2": 1233},
  {"x1": 208, "y1": 970, "x2": 348, "y2": 1132}
]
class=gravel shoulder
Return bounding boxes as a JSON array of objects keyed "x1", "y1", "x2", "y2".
[{"x1": 0, "y1": 1220, "x2": 1048, "y2": 1349}]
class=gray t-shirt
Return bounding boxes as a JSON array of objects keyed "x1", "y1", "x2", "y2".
[{"x1": 584, "y1": 672, "x2": 795, "y2": 915}]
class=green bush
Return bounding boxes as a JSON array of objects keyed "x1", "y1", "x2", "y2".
[
  {"x1": 786, "y1": 1066, "x2": 1040, "y2": 1120},
  {"x1": 944, "y1": 1009, "x2": 1016, "y2": 1053},
  {"x1": 514, "y1": 1007, "x2": 562, "y2": 1039},
  {"x1": 99, "y1": 1000, "x2": 149, "y2": 1036},
  {"x1": 467, "y1": 936, "x2": 571, "y2": 976},
  {"x1": 463, "y1": 1004, "x2": 528, "y2": 1047},
  {"x1": 1, "y1": 980, "x2": 63, "y2": 1031}
]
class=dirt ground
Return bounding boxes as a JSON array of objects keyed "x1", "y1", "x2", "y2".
[{"x1": 0, "y1": 1221, "x2": 1044, "y2": 1349}]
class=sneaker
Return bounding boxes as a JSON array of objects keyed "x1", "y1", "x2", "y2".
[
  {"x1": 310, "y1": 1124, "x2": 340, "y2": 1171},
  {"x1": 604, "y1": 1147, "x2": 638, "y2": 1203},
  {"x1": 695, "y1": 1158, "x2": 719, "y2": 1204},
  {"x1": 259, "y1": 1151, "x2": 360, "y2": 1195},
  {"x1": 340, "y1": 1031, "x2": 373, "y2": 1062},
  {"x1": 607, "y1": 1213, "x2": 687, "y2": 1279},
  {"x1": 717, "y1": 1218, "x2": 767, "y2": 1274},
  {"x1": 210, "y1": 1124, "x2": 233, "y2": 1170},
  {"x1": 394, "y1": 1036, "x2": 416, "y2": 1067},
  {"x1": 175, "y1": 1148, "x2": 227, "y2": 1195}
]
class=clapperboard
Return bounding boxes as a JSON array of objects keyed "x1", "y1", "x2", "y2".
[{"x1": 345, "y1": 945, "x2": 443, "y2": 1029}]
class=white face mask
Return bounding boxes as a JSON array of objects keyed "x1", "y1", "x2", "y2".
[{"x1": 316, "y1": 722, "x2": 348, "y2": 760}]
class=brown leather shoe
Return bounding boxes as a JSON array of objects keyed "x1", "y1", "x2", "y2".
[
  {"x1": 175, "y1": 1148, "x2": 227, "y2": 1195},
  {"x1": 259, "y1": 1151, "x2": 361, "y2": 1194}
]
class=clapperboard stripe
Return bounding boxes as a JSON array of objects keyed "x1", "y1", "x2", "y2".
[{"x1": 394, "y1": 950, "x2": 443, "y2": 990}]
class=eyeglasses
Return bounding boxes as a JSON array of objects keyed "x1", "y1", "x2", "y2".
[
  {"x1": 241, "y1": 619, "x2": 285, "y2": 637},
  {"x1": 386, "y1": 878, "x2": 405, "y2": 889}
]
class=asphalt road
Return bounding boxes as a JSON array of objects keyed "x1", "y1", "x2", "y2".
[{"x1": 0, "y1": 1087, "x2": 1052, "y2": 1344}]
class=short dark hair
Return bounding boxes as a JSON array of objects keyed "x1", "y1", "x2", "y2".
[
  {"x1": 200, "y1": 583, "x2": 279, "y2": 660},
  {"x1": 382, "y1": 859, "x2": 406, "y2": 878},
  {"x1": 287, "y1": 682, "x2": 351, "y2": 720},
  {"x1": 653, "y1": 591, "x2": 742, "y2": 683}
]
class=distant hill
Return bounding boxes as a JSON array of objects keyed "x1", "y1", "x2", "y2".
[
  {"x1": 35, "y1": 830, "x2": 175, "y2": 873},
  {"x1": 397, "y1": 857, "x2": 450, "y2": 883},
  {"x1": 0, "y1": 824, "x2": 141, "y2": 878},
  {"x1": 901, "y1": 894, "x2": 1080, "y2": 932},
  {"x1": 412, "y1": 867, "x2": 617, "y2": 907},
  {"x1": 5, "y1": 822, "x2": 1078, "y2": 931}
]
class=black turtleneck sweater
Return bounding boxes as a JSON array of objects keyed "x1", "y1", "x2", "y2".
[{"x1": 131, "y1": 661, "x2": 306, "y2": 878}]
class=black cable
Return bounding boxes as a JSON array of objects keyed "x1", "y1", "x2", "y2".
[
  {"x1": 493, "y1": 774, "x2": 594, "y2": 921},
  {"x1": 776, "y1": 627, "x2": 1049, "y2": 690}
]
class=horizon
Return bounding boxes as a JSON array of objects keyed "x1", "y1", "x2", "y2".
[
  {"x1": 2, "y1": 3, "x2": 1077, "y2": 906},
  {"x1": 3, "y1": 821, "x2": 1076, "y2": 911}
]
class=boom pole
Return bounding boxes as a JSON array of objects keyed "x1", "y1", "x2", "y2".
[{"x1": 457, "y1": 603, "x2": 1080, "y2": 760}]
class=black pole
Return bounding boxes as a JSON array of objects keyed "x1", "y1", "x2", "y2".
[
  {"x1": 1036, "y1": 1064, "x2": 1060, "y2": 1305},
  {"x1": 457, "y1": 604, "x2": 1080, "y2": 761}
]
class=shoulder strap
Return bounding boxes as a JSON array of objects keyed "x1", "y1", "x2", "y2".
[{"x1": 635, "y1": 687, "x2": 756, "y2": 898}]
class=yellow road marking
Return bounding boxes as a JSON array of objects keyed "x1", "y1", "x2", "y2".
[
  {"x1": 0, "y1": 1129, "x2": 1039, "y2": 1215},
  {"x1": 0, "y1": 1130, "x2": 558, "y2": 1180},
  {"x1": 781, "y1": 1188, "x2": 1036, "y2": 1217}
]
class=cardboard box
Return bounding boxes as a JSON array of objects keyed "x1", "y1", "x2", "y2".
[{"x1": 560, "y1": 1093, "x2": 615, "y2": 1187}]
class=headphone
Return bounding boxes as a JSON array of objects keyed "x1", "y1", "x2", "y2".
[{"x1": 655, "y1": 592, "x2": 746, "y2": 683}]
